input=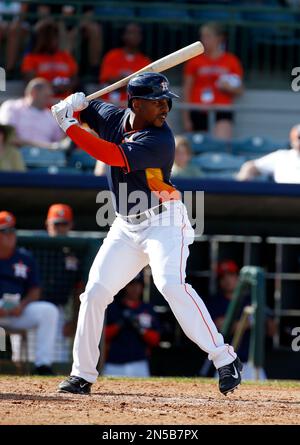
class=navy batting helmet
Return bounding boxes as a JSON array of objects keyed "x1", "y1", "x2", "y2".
[{"x1": 127, "y1": 72, "x2": 179, "y2": 110}]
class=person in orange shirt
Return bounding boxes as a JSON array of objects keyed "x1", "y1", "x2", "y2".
[
  {"x1": 21, "y1": 19, "x2": 78, "y2": 101},
  {"x1": 183, "y1": 22, "x2": 243, "y2": 140},
  {"x1": 99, "y1": 23, "x2": 151, "y2": 105}
]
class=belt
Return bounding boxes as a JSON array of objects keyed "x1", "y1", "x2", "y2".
[{"x1": 120, "y1": 203, "x2": 167, "y2": 225}]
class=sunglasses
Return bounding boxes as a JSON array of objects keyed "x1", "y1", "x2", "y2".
[
  {"x1": 0, "y1": 227, "x2": 16, "y2": 234},
  {"x1": 53, "y1": 221, "x2": 69, "y2": 226}
]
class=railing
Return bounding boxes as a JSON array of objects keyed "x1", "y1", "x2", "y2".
[
  {"x1": 221, "y1": 266, "x2": 266, "y2": 377},
  {"x1": 1, "y1": 1, "x2": 300, "y2": 86}
]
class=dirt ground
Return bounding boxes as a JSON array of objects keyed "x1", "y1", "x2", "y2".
[{"x1": 0, "y1": 376, "x2": 300, "y2": 425}]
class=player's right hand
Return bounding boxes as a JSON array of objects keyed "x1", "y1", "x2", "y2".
[{"x1": 64, "y1": 92, "x2": 89, "y2": 112}]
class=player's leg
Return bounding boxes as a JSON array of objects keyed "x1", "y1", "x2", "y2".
[
  {"x1": 70, "y1": 222, "x2": 149, "y2": 385},
  {"x1": 145, "y1": 202, "x2": 241, "y2": 393},
  {"x1": 1, "y1": 301, "x2": 59, "y2": 369}
]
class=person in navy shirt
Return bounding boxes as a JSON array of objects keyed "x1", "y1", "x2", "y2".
[
  {"x1": 0, "y1": 211, "x2": 59, "y2": 375},
  {"x1": 103, "y1": 272, "x2": 160, "y2": 377},
  {"x1": 53, "y1": 73, "x2": 242, "y2": 396}
]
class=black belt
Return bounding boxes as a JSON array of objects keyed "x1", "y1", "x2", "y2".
[{"x1": 120, "y1": 204, "x2": 167, "y2": 225}]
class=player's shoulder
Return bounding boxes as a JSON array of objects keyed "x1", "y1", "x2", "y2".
[
  {"x1": 14, "y1": 247, "x2": 36, "y2": 264},
  {"x1": 89, "y1": 100, "x2": 124, "y2": 114}
]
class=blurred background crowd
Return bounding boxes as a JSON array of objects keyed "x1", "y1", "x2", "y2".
[{"x1": 1, "y1": 0, "x2": 300, "y2": 380}]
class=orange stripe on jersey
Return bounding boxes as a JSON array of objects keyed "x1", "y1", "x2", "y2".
[{"x1": 145, "y1": 168, "x2": 181, "y2": 202}]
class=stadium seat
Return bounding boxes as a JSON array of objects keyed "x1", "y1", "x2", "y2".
[
  {"x1": 20, "y1": 147, "x2": 66, "y2": 168},
  {"x1": 193, "y1": 152, "x2": 246, "y2": 171},
  {"x1": 184, "y1": 133, "x2": 230, "y2": 154},
  {"x1": 68, "y1": 150, "x2": 97, "y2": 172},
  {"x1": 191, "y1": 9, "x2": 241, "y2": 21},
  {"x1": 30, "y1": 166, "x2": 82, "y2": 175},
  {"x1": 231, "y1": 137, "x2": 286, "y2": 156},
  {"x1": 138, "y1": 8, "x2": 190, "y2": 19},
  {"x1": 95, "y1": 6, "x2": 136, "y2": 18}
]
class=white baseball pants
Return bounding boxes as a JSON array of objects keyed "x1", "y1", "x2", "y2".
[
  {"x1": 72, "y1": 200, "x2": 236, "y2": 383},
  {"x1": 0, "y1": 301, "x2": 59, "y2": 366}
]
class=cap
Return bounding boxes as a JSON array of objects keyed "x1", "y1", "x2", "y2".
[
  {"x1": 217, "y1": 260, "x2": 239, "y2": 277},
  {"x1": 0, "y1": 211, "x2": 16, "y2": 230},
  {"x1": 46, "y1": 204, "x2": 73, "y2": 223}
]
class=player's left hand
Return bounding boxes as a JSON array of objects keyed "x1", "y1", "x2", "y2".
[
  {"x1": 51, "y1": 101, "x2": 79, "y2": 133},
  {"x1": 65, "y1": 92, "x2": 89, "y2": 112}
]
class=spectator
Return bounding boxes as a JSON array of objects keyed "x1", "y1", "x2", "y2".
[
  {"x1": 0, "y1": 211, "x2": 59, "y2": 375},
  {"x1": 0, "y1": 124, "x2": 26, "y2": 172},
  {"x1": 207, "y1": 260, "x2": 275, "y2": 380},
  {"x1": 99, "y1": 23, "x2": 151, "y2": 105},
  {"x1": 183, "y1": 22, "x2": 243, "y2": 140},
  {"x1": 237, "y1": 125, "x2": 300, "y2": 183},
  {"x1": 21, "y1": 19, "x2": 78, "y2": 100},
  {"x1": 0, "y1": 2, "x2": 30, "y2": 78},
  {"x1": 0, "y1": 77, "x2": 66, "y2": 150},
  {"x1": 103, "y1": 273, "x2": 160, "y2": 377},
  {"x1": 171, "y1": 135, "x2": 203, "y2": 178},
  {"x1": 42, "y1": 203, "x2": 84, "y2": 362},
  {"x1": 59, "y1": 4, "x2": 102, "y2": 79}
]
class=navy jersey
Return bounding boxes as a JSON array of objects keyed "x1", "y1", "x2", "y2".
[
  {"x1": 105, "y1": 300, "x2": 160, "y2": 364},
  {"x1": 0, "y1": 248, "x2": 40, "y2": 301},
  {"x1": 36, "y1": 246, "x2": 83, "y2": 306},
  {"x1": 80, "y1": 101, "x2": 178, "y2": 215}
]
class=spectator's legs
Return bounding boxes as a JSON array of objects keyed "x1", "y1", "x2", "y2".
[
  {"x1": 1, "y1": 302, "x2": 59, "y2": 366},
  {"x1": 5, "y1": 20, "x2": 30, "y2": 73}
]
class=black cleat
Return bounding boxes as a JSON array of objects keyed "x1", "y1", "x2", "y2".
[
  {"x1": 58, "y1": 376, "x2": 92, "y2": 395},
  {"x1": 218, "y1": 357, "x2": 243, "y2": 395}
]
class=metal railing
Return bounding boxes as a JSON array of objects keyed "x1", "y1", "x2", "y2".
[{"x1": 221, "y1": 266, "x2": 266, "y2": 376}]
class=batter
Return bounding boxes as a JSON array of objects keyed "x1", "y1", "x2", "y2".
[{"x1": 51, "y1": 72, "x2": 242, "y2": 395}]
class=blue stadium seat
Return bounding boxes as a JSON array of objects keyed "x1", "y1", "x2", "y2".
[
  {"x1": 241, "y1": 10, "x2": 297, "y2": 46},
  {"x1": 231, "y1": 137, "x2": 286, "y2": 156},
  {"x1": 191, "y1": 9, "x2": 241, "y2": 21},
  {"x1": 20, "y1": 147, "x2": 66, "y2": 168},
  {"x1": 184, "y1": 133, "x2": 230, "y2": 154},
  {"x1": 193, "y1": 152, "x2": 246, "y2": 171},
  {"x1": 95, "y1": 6, "x2": 136, "y2": 18},
  {"x1": 68, "y1": 150, "x2": 96, "y2": 172},
  {"x1": 138, "y1": 8, "x2": 190, "y2": 19},
  {"x1": 30, "y1": 166, "x2": 82, "y2": 175}
]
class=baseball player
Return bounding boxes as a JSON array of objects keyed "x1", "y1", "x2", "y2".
[{"x1": 51, "y1": 72, "x2": 242, "y2": 395}]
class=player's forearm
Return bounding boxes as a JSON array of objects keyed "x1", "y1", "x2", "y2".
[{"x1": 66, "y1": 125, "x2": 126, "y2": 167}]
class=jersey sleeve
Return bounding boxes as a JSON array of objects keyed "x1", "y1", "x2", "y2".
[
  {"x1": 253, "y1": 150, "x2": 282, "y2": 175},
  {"x1": 119, "y1": 130, "x2": 175, "y2": 172},
  {"x1": 79, "y1": 100, "x2": 122, "y2": 137},
  {"x1": 184, "y1": 58, "x2": 198, "y2": 77},
  {"x1": 24, "y1": 254, "x2": 41, "y2": 294}
]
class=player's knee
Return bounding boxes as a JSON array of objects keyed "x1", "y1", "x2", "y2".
[
  {"x1": 36, "y1": 302, "x2": 59, "y2": 324},
  {"x1": 80, "y1": 282, "x2": 113, "y2": 309},
  {"x1": 155, "y1": 279, "x2": 181, "y2": 302}
]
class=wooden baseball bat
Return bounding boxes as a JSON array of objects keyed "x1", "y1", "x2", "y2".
[{"x1": 86, "y1": 41, "x2": 204, "y2": 101}]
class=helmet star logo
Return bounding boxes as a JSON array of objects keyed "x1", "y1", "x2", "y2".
[{"x1": 161, "y1": 81, "x2": 168, "y2": 91}]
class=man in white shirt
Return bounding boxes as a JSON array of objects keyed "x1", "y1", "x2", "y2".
[
  {"x1": 0, "y1": 77, "x2": 65, "y2": 149},
  {"x1": 237, "y1": 125, "x2": 300, "y2": 184}
]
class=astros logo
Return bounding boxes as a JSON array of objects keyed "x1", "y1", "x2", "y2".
[{"x1": 161, "y1": 81, "x2": 168, "y2": 91}]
